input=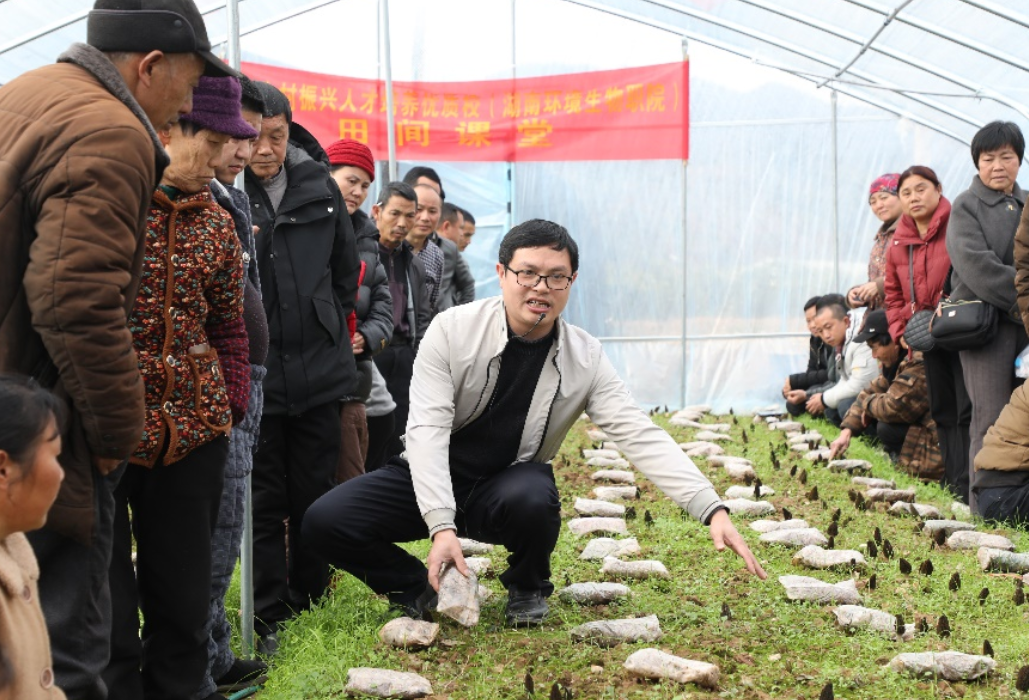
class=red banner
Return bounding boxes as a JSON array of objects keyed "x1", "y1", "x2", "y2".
[{"x1": 241, "y1": 61, "x2": 689, "y2": 162}]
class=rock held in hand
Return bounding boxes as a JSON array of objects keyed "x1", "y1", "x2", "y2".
[
  {"x1": 345, "y1": 668, "x2": 433, "y2": 698},
  {"x1": 623, "y1": 648, "x2": 719, "y2": 688},
  {"x1": 436, "y1": 565, "x2": 480, "y2": 627},
  {"x1": 570, "y1": 614, "x2": 663, "y2": 647},
  {"x1": 378, "y1": 618, "x2": 440, "y2": 650},
  {"x1": 889, "y1": 652, "x2": 995, "y2": 681}
]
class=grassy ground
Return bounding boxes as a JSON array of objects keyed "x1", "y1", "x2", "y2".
[{"x1": 228, "y1": 413, "x2": 1029, "y2": 699}]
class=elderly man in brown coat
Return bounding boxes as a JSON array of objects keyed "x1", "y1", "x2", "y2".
[{"x1": 0, "y1": 1, "x2": 237, "y2": 697}]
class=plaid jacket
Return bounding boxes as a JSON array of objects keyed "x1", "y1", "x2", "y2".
[{"x1": 841, "y1": 349, "x2": 943, "y2": 482}]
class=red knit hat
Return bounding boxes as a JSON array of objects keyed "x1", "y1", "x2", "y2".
[{"x1": 326, "y1": 139, "x2": 375, "y2": 181}]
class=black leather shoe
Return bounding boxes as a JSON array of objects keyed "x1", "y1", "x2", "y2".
[
  {"x1": 215, "y1": 657, "x2": 269, "y2": 692},
  {"x1": 505, "y1": 587, "x2": 549, "y2": 626},
  {"x1": 389, "y1": 584, "x2": 437, "y2": 621},
  {"x1": 256, "y1": 632, "x2": 279, "y2": 658}
]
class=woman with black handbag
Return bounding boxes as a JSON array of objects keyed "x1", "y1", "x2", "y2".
[
  {"x1": 945, "y1": 121, "x2": 1027, "y2": 515},
  {"x1": 884, "y1": 166, "x2": 972, "y2": 503}
]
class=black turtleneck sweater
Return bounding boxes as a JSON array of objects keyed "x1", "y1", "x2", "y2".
[{"x1": 448, "y1": 327, "x2": 555, "y2": 479}]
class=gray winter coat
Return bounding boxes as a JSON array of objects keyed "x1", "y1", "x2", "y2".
[{"x1": 947, "y1": 175, "x2": 1026, "y2": 322}]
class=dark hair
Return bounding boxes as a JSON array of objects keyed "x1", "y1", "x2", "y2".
[
  {"x1": 440, "y1": 202, "x2": 461, "y2": 227},
  {"x1": 175, "y1": 118, "x2": 203, "y2": 137},
  {"x1": 971, "y1": 121, "x2": 1025, "y2": 166},
  {"x1": 803, "y1": 295, "x2": 821, "y2": 312},
  {"x1": 459, "y1": 207, "x2": 475, "y2": 225},
  {"x1": 866, "y1": 332, "x2": 894, "y2": 347},
  {"x1": 255, "y1": 81, "x2": 292, "y2": 122},
  {"x1": 0, "y1": 375, "x2": 63, "y2": 467},
  {"x1": 375, "y1": 181, "x2": 418, "y2": 208},
  {"x1": 898, "y1": 165, "x2": 941, "y2": 191},
  {"x1": 499, "y1": 219, "x2": 579, "y2": 273},
  {"x1": 814, "y1": 293, "x2": 848, "y2": 320},
  {"x1": 402, "y1": 166, "x2": 445, "y2": 200},
  {"x1": 238, "y1": 74, "x2": 265, "y2": 115}
]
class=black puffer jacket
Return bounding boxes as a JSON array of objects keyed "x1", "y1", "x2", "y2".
[
  {"x1": 246, "y1": 127, "x2": 360, "y2": 416},
  {"x1": 350, "y1": 208, "x2": 393, "y2": 400}
]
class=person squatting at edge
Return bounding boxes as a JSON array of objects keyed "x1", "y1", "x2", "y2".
[{"x1": 304, "y1": 219, "x2": 767, "y2": 628}]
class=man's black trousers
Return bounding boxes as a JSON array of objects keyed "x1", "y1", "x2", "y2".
[
  {"x1": 252, "y1": 402, "x2": 341, "y2": 636},
  {"x1": 303, "y1": 459, "x2": 562, "y2": 601}
]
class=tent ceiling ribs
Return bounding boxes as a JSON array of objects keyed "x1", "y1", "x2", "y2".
[
  {"x1": 814, "y1": 0, "x2": 913, "y2": 88},
  {"x1": 627, "y1": 0, "x2": 985, "y2": 132},
  {"x1": 733, "y1": 0, "x2": 1029, "y2": 122},
  {"x1": 954, "y1": 0, "x2": 1029, "y2": 31},
  {"x1": 209, "y1": 0, "x2": 340, "y2": 50},
  {"x1": 561, "y1": 0, "x2": 968, "y2": 146},
  {"x1": 840, "y1": 0, "x2": 1029, "y2": 74}
]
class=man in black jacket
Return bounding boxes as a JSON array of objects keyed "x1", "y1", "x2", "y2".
[
  {"x1": 245, "y1": 83, "x2": 360, "y2": 654},
  {"x1": 784, "y1": 295, "x2": 834, "y2": 416},
  {"x1": 373, "y1": 182, "x2": 433, "y2": 460}
]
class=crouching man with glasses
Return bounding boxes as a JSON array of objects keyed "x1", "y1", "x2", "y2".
[{"x1": 304, "y1": 219, "x2": 766, "y2": 627}]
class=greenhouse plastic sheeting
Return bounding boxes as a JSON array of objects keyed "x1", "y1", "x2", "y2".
[{"x1": 2, "y1": 0, "x2": 1026, "y2": 411}]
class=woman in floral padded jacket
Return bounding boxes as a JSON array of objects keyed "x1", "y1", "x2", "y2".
[{"x1": 104, "y1": 77, "x2": 257, "y2": 700}]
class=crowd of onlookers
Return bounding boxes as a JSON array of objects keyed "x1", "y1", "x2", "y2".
[
  {"x1": 782, "y1": 120, "x2": 1029, "y2": 531},
  {"x1": 0, "y1": 2, "x2": 484, "y2": 699},
  {"x1": 1, "y1": 2, "x2": 1028, "y2": 700}
]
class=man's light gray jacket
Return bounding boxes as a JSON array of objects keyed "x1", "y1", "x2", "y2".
[{"x1": 405, "y1": 296, "x2": 723, "y2": 535}]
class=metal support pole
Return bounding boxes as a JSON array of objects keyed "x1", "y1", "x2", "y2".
[
  {"x1": 508, "y1": 0, "x2": 517, "y2": 230},
  {"x1": 225, "y1": 0, "x2": 255, "y2": 660},
  {"x1": 680, "y1": 38, "x2": 689, "y2": 410},
  {"x1": 831, "y1": 89, "x2": 840, "y2": 291},
  {"x1": 381, "y1": 0, "x2": 398, "y2": 181}
]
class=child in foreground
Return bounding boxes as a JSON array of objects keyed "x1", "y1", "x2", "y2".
[{"x1": 0, "y1": 374, "x2": 66, "y2": 699}]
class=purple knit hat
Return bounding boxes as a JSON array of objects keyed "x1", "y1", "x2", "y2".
[
  {"x1": 868, "y1": 173, "x2": 900, "y2": 198},
  {"x1": 182, "y1": 76, "x2": 259, "y2": 139}
]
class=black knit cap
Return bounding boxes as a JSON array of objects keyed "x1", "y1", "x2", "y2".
[{"x1": 87, "y1": 0, "x2": 239, "y2": 78}]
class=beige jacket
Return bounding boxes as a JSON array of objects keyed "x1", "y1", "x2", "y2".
[
  {"x1": 406, "y1": 296, "x2": 723, "y2": 535},
  {"x1": 0, "y1": 534, "x2": 65, "y2": 700}
]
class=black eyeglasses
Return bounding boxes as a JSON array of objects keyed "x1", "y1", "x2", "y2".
[{"x1": 504, "y1": 266, "x2": 573, "y2": 290}]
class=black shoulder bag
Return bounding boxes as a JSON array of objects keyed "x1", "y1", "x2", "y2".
[{"x1": 903, "y1": 245, "x2": 937, "y2": 352}]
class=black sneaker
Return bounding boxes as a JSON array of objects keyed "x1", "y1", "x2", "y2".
[
  {"x1": 388, "y1": 585, "x2": 437, "y2": 621},
  {"x1": 505, "y1": 587, "x2": 549, "y2": 627},
  {"x1": 215, "y1": 657, "x2": 269, "y2": 693},
  {"x1": 256, "y1": 632, "x2": 279, "y2": 658}
]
